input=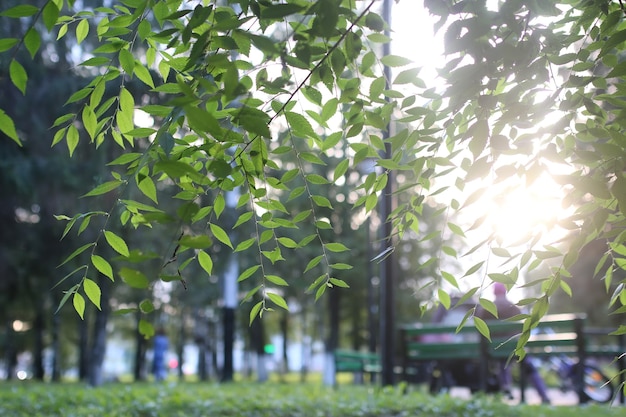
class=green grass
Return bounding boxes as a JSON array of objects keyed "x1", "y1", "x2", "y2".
[{"x1": 0, "y1": 380, "x2": 623, "y2": 417}]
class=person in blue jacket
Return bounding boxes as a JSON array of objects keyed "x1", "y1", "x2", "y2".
[{"x1": 152, "y1": 327, "x2": 169, "y2": 381}]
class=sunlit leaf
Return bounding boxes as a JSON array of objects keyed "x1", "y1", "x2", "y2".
[
  {"x1": 83, "y1": 278, "x2": 101, "y2": 310},
  {"x1": 82, "y1": 180, "x2": 123, "y2": 197},
  {"x1": 104, "y1": 230, "x2": 130, "y2": 257},
  {"x1": 198, "y1": 250, "x2": 213, "y2": 276},
  {"x1": 91, "y1": 255, "x2": 114, "y2": 281},
  {"x1": 76, "y1": 19, "x2": 90, "y2": 45},
  {"x1": 73, "y1": 292, "x2": 86, "y2": 319},
  {"x1": 267, "y1": 292, "x2": 288, "y2": 310},
  {"x1": 209, "y1": 223, "x2": 233, "y2": 249}
]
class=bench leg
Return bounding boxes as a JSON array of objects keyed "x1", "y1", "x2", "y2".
[{"x1": 519, "y1": 361, "x2": 526, "y2": 404}]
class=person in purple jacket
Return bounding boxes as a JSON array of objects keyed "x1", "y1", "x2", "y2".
[{"x1": 477, "y1": 283, "x2": 551, "y2": 404}]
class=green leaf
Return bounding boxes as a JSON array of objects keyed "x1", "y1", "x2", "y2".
[
  {"x1": 55, "y1": 284, "x2": 79, "y2": 314},
  {"x1": 119, "y1": 267, "x2": 149, "y2": 288},
  {"x1": 234, "y1": 106, "x2": 270, "y2": 138},
  {"x1": 139, "y1": 319, "x2": 155, "y2": 338},
  {"x1": 198, "y1": 250, "x2": 213, "y2": 276},
  {"x1": 76, "y1": 19, "x2": 90, "y2": 45},
  {"x1": 380, "y1": 54, "x2": 413, "y2": 67},
  {"x1": 329, "y1": 278, "x2": 349, "y2": 288},
  {"x1": 73, "y1": 292, "x2": 86, "y2": 319},
  {"x1": 0, "y1": 5, "x2": 39, "y2": 17},
  {"x1": 66, "y1": 125, "x2": 79, "y2": 157},
  {"x1": 305, "y1": 174, "x2": 329, "y2": 185},
  {"x1": 82, "y1": 180, "x2": 123, "y2": 197},
  {"x1": 82, "y1": 105, "x2": 98, "y2": 141},
  {"x1": 24, "y1": 28, "x2": 41, "y2": 59},
  {"x1": 599, "y1": 28, "x2": 626, "y2": 58},
  {"x1": 117, "y1": 87, "x2": 135, "y2": 132},
  {"x1": 447, "y1": 222, "x2": 466, "y2": 237},
  {"x1": 9, "y1": 59, "x2": 27, "y2": 95},
  {"x1": 104, "y1": 230, "x2": 130, "y2": 257},
  {"x1": 138, "y1": 176, "x2": 158, "y2": 203},
  {"x1": 321, "y1": 99, "x2": 338, "y2": 123},
  {"x1": 0, "y1": 109, "x2": 21, "y2": 145},
  {"x1": 267, "y1": 292, "x2": 289, "y2": 310},
  {"x1": 438, "y1": 289, "x2": 451, "y2": 309},
  {"x1": 209, "y1": 223, "x2": 233, "y2": 248},
  {"x1": 266, "y1": 274, "x2": 289, "y2": 286},
  {"x1": 285, "y1": 111, "x2": 317, "y2": 139},
  {"x1": 83, "y1": 278, "x2": 101, "y2": 310},
  {"x1": 118, "y1": 48, "x2": 135, "y2": 75},
  {"x1": 304, "y1": 255, "x2": 323, "y2": 273},
  {"x1": 139, "y1": 299, "x2": 155, "y2": 313},
  {"x1": 249, "y1": 300, "x2": 263, "y2": 325},
  {"x1": 277, "y1": 237, "x2": 297, "y2": 248},
  {"x1": 463, "y1": 261, "x2": 484, "y2": 277},
  {"x1": 133, "y1": 63, "x2": 154, "y2": 88},
  {"x1": 91, "y1": 255, "x2": 114, "y2": 281},
  {"x1": 312, "y1": 195, "x2": 332, "y2": 208},
  {"x1": 57, "y1": 23, "x2": 68, "y2": 40},
  {"x1": 179, "y1": 235, "x2": 212, "y2": 249},
  {"x1": 42, "y1": 2, "x2": 60, "y2": 31},
  {"x1": 393, "y1": 68, "x2": 420, "y2": 85},
  {"x1": 473, "y1": 316, "x2": 490, "y2": 341},
  {"x1": 324, "y1": 242, "x2": 349, "y2": 253},
  {"x1": 185, "y1": 106, "x2": 222, "y2": 138},
  {"x1": 238, "y1": 265, "x2": 261, "y2": 282},
  {"x1": 0, "y1": 38, "x2": 18, "y2": 53},
  {"x1": 58, "y1": 243, "x2": 96, "y2": 267},
  {"x1": 479, "y1": 298, "x2": 498, "y2": 319},
  {"x1": 261, "y1": 3, "x2": 305, "y2": 19}
]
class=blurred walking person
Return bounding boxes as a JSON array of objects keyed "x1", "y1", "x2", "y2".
[{"x1": 152, "y1": 327, "x2": 169, "y2": 382}]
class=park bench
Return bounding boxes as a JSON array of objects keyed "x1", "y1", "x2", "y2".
[
  {"x1": 399, "y1": 313, "x2": 625, "y2": 404},
  {"x1": 333, "y1": 349, "x2": 381, "y2": 385}
]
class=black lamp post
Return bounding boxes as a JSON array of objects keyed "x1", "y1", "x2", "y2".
[{"x1": 379, "y1": 0, "x2": 396, "y2": 387}]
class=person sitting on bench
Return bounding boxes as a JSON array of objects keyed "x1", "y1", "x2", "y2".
[{"x1": 476, "y1": 283, "x2": 551, "y2": 404}]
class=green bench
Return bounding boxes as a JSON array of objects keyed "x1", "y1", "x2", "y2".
[
  {"x1": 399, "y1": 313, "x2": 625, "y2": 403},
  {"x1": 333, "y1": 349, "x2": 381, "y2": 385}
]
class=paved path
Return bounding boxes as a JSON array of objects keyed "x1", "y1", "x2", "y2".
[{"x1": 448, "y1": 387, "x2": 623, "y2": 406}]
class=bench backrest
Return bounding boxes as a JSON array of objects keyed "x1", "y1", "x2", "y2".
[{"x1": 400, "y1": 313, "x2": 587, "y2": 362}]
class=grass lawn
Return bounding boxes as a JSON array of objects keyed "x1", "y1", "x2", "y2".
[{"x1": 0, "y1": 379, "x2": 623, "y2": 417}]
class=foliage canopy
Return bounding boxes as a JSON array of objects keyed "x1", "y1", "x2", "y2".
[{"x1": 2, "y1": 0, "x2": 626, "y2": 355}]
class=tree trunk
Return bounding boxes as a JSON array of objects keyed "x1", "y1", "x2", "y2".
[
  {"x1": 133, "y1": 309, "x2": 147, "y2": 381},
  {"x1": 221, "y1": 307, "x2": 235, "y2": 382},
  {"x1": 88, "y1": 275, "x2": 111, "y2": 386},
  {"x1": 78, "y1": 312, "x2": 89, "y2": 381},
  {"x1": 32, "y1": 302, "x2": 45, "y2": 380},
  {"x1": 194, "y1": 310, "x2": 208, "y2": 381},
  {"x1": 51, "y1": 310, "x2": 61, "y2": 382},
  {"x1": 250, "y1": 312, "x2": 267, "y2": 382}
]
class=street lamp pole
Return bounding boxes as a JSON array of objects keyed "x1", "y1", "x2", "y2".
[{"x1": 379, "y1": 0, "x2": 396, "y2": 387}]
